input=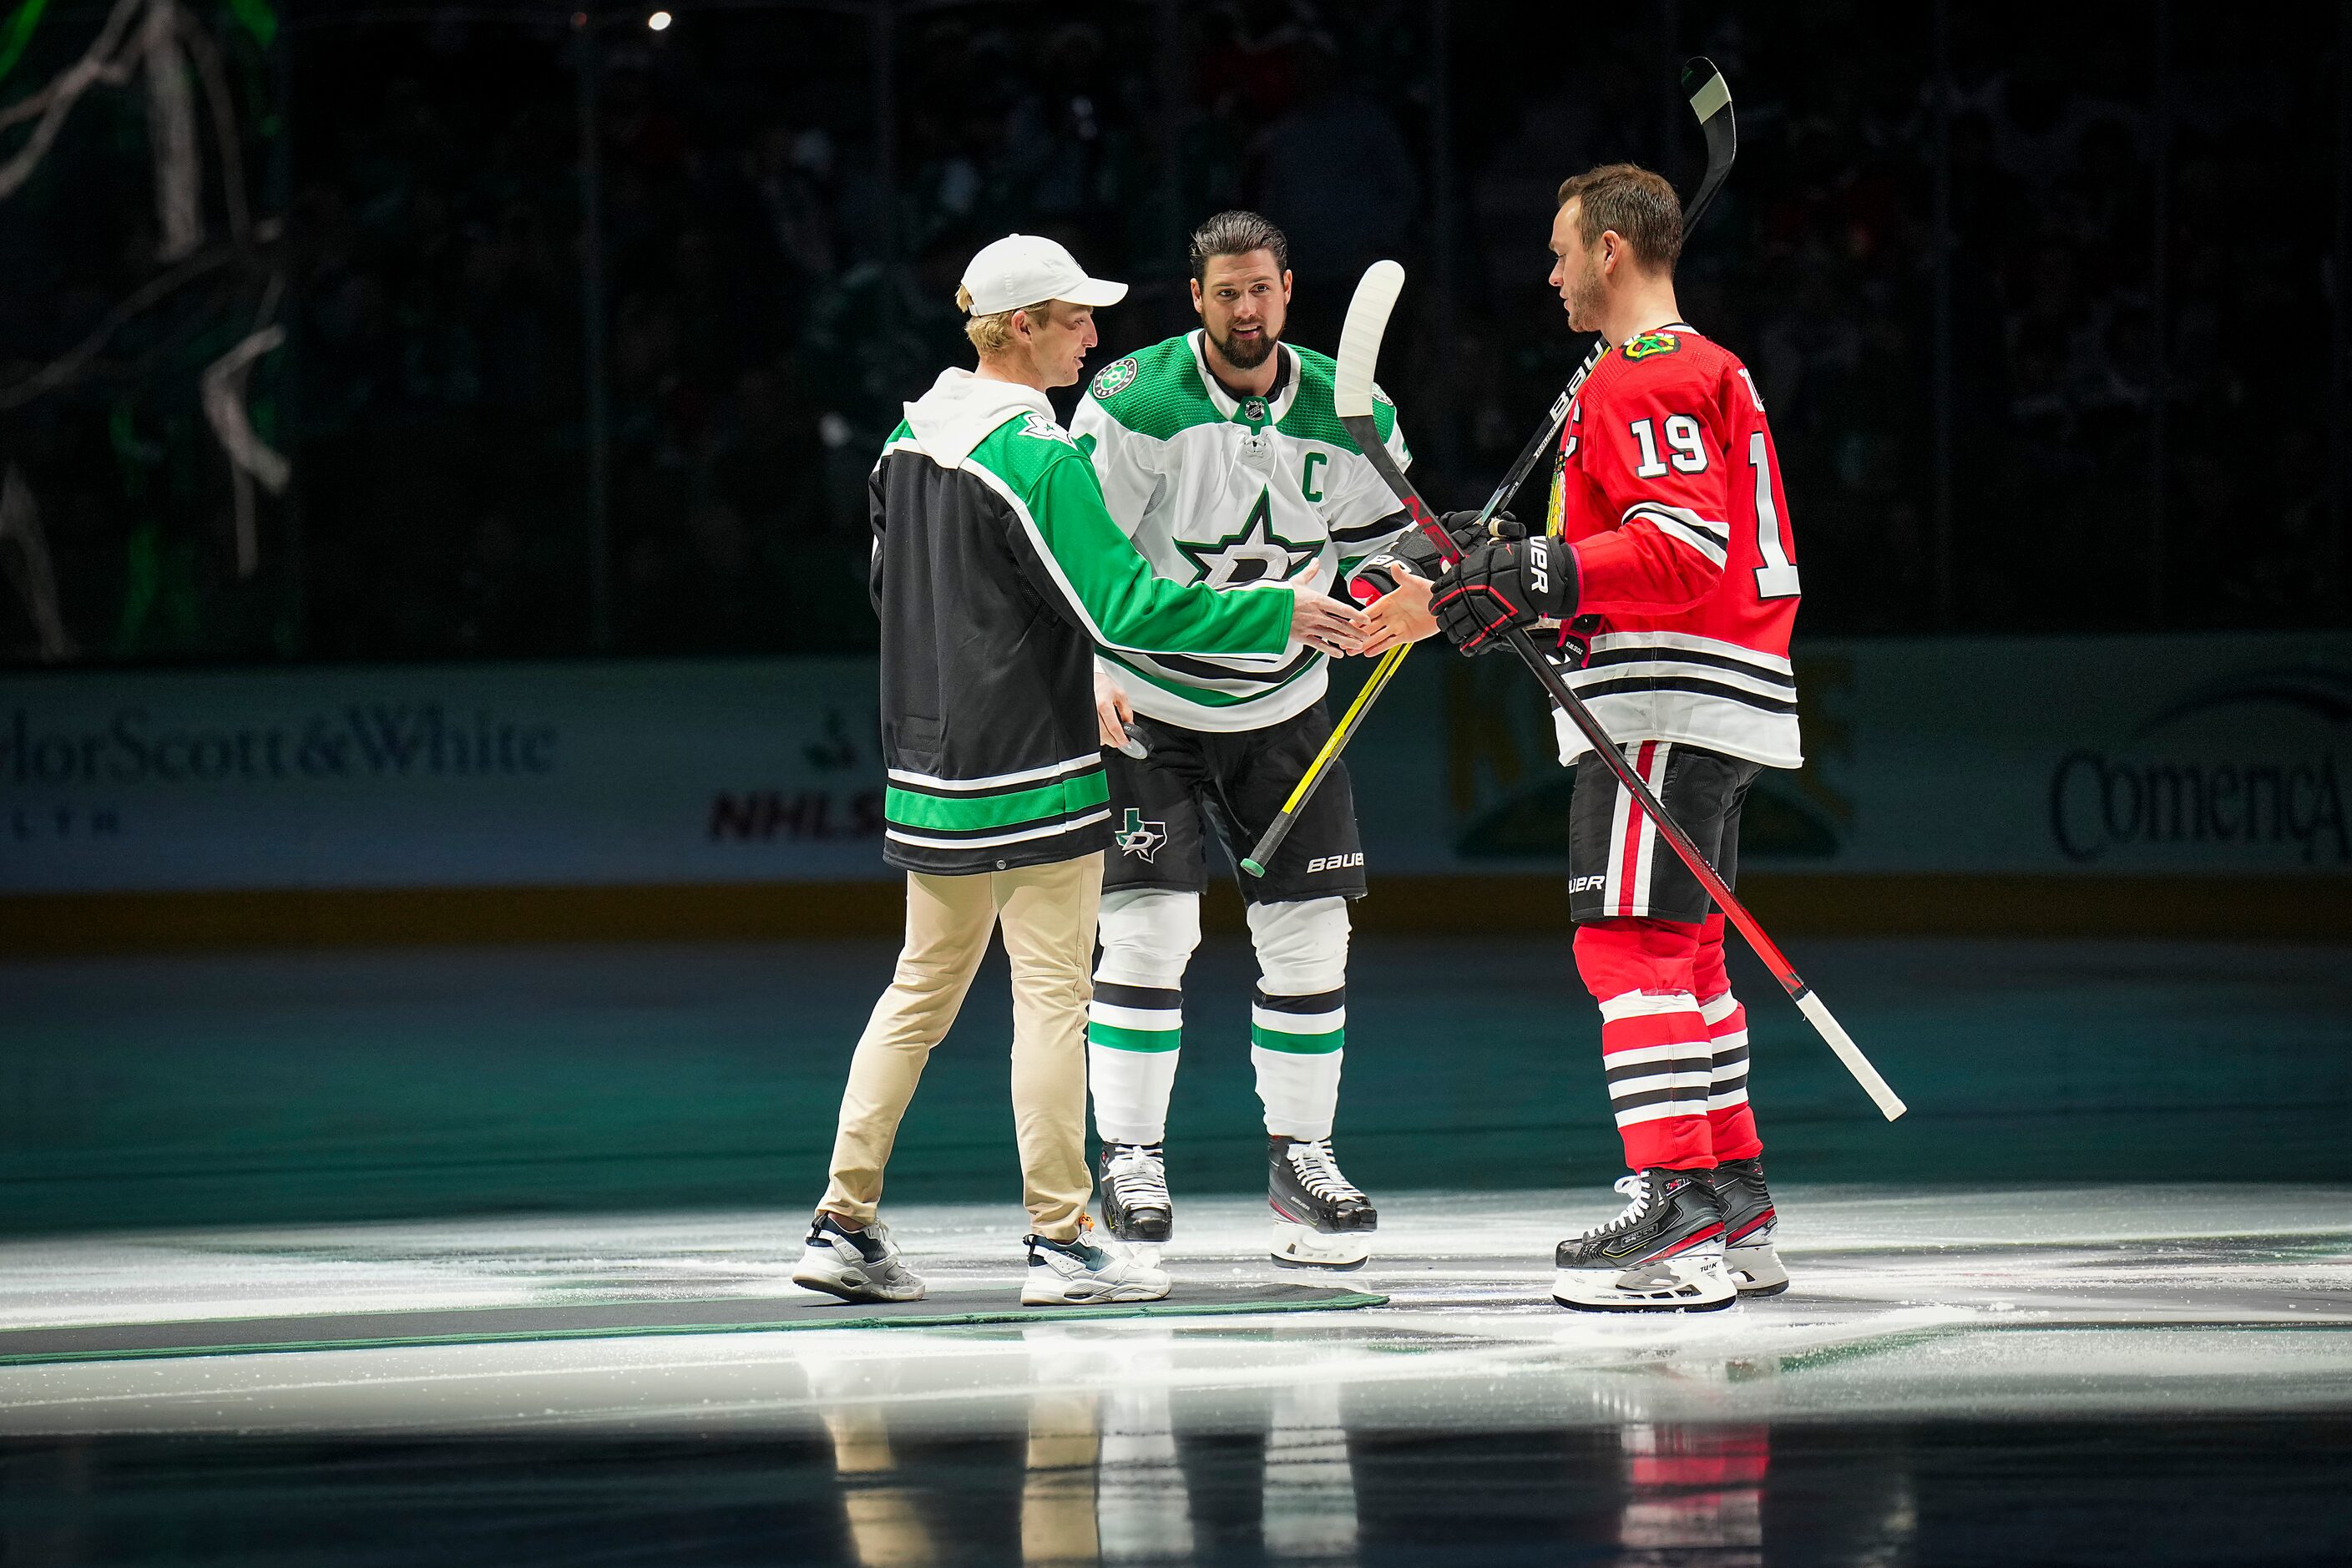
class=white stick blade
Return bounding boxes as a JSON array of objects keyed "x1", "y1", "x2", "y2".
[
  {"x1": 1333, "y1": 260, "x2": 1405, "y2": 418},
  {"x1": 1795, "y1": 990, "x2": 1908, "y2": 1121}
]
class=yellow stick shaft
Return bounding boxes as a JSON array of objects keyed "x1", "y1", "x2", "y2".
[{"x1": 1276, "y1": 642, "x2": 1412, "y2": 817}]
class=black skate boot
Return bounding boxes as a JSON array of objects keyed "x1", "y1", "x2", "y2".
[
  {"x1": 1268, "y1": 1135, "x2": 1378, "y2": 1269},
  {"x1": 1098, "y1": 1141, "x2": 1172, "y2": 1259},
  {"x1": 1707, "y1": 1156, "x2": 1788, "y2": 1297},
  {"x1": 1552, "y1": 1167, "x2": 1735, "y2": 1313}
]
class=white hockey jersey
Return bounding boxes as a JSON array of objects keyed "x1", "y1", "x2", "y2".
[{"x1": 1070, "y1": 331, "x2": 1413, "y2": 731}]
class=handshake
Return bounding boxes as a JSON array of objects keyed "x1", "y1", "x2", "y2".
[
  {"x1": 1346, "y1": 510, "x2": 1581, "y2": 658},
  {"x1": 1279, "y1": 507, "x2": 1581, "y2": 660}
]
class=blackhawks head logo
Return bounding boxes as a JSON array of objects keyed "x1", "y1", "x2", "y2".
[
  {"x1": 1090, "y1": 357, "x2": 1140, "y2": 399},
  {"x1": 1621, "y1": 331, "x2": 1682, "y2": 362}
]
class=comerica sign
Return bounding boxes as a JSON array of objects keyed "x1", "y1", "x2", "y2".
[{"x1": 2051, "y1": 751, "x2": 2347, "y2": 865}]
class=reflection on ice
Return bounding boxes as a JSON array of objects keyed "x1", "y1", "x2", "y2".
[{"x1": 798, "y1": 1330, "x2": 1803, "y2": 1567}]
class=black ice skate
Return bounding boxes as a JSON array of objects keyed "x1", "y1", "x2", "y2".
[
  {"x1": 1268, "y1": 1135, "x2": 1377, "y2": 1269},
  {"x1": 1099, "y1": 1141, "x2": 1172, "y2": 1260},
  {"x1": 1707, "y1": 1156, "x2": 1788, "y2": 1297},
  {"x1": 1552, "y1": 1167, "x2": 1735, "y2": 1313}
]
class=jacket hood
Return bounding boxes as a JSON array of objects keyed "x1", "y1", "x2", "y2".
[{"x1": 904, "y1": 368, "x2": 1055, "y2": 469}]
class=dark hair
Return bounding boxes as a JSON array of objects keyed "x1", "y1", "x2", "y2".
[
  {"x1": 1188, "y1": 210, "x2": 1289, "y2": 282},
  {"x1": 1555, "y1": 163, "x2": 1682, "y2": 273}
]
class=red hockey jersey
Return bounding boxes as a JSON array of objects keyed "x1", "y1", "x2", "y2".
[{"x1": 1545, "y1": 323, "x2": 1803, "y2": 769}]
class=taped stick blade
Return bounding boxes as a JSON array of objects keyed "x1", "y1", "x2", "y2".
[
  {"x1": 1333, "y1": 260, "x2": 1405, "y2": 418},
  {"x1": 1682, "y1": 56, "x2": 1730, "y2": 123}
]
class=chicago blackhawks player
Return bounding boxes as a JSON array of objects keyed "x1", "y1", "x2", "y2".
[
  {"x1": 1363, "y1": 164, "x2": 1798, "y2": 1311},
  {"x1": 1070, "y1": 211, "x2": 1411, "y2": 1268}
]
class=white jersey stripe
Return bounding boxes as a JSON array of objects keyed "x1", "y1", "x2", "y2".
[
  {"x1": 888, "y1": 754, "x2": 1100, "y2": 792},
  {"x1": 884, "y1": 808, "x2": 1112, "y2": 852}
]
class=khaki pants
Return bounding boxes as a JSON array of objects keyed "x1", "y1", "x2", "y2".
[{"x1": 820, "y1": 853, "x2": 1103, "y2": 1241}]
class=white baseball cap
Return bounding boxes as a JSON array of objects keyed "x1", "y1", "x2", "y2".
[{"x1": 959, "y1": 234, "x2": 1129, "y2": 316}]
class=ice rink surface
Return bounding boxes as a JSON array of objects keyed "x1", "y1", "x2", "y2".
[
  {"x1": 2, "y1": 1186, "x2": 2348, "y2": 1565},
  {"x1": 3, "y1": 936, "x2": 2349, "y2": 1561},
  {"x1": 1, "y1": 1185, "x2": 2346, "y2": 1434}
]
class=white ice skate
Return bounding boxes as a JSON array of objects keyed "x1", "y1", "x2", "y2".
[
  {"x1": 792, "y1": 1214, "x2": 927, "y2": 1303},
  {"x1": 1021, "y1": 1222, "x2": 1172, "y2": 1305}
]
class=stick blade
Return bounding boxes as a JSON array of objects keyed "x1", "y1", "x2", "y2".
[
  {"x1": 1682, "y1": 56, "x2": 1730, "y2": 124},
  {"x1": 1333, "y1": 260, "x2": 1405, "y2": 418}
]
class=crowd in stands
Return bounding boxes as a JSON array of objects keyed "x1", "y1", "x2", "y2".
[{"x1": 0, "y1": 0, "x2": 2337, "y2": 665}]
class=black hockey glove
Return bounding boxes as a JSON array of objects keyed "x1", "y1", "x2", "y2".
[
  {"x1": 1345, "y1": 510, "x2": 1524, "y2": 603},
  {"x1": 1439, "y1": 508, "x2": 1527, "y2": 546},
  {"x1": 1430, "y1": 534, "x2": 1581, "y2": 656}
]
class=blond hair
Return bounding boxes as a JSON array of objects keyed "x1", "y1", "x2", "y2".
[{"x1": 957, "y1": 285, "x2": 1057, "y2": 355}]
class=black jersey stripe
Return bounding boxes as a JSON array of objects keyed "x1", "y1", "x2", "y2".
[
  {"x1": 1578, "y1": 646, "x2": 1797, "y2": 687},
  {"x1": 1331, "y1": 509, "x2": 1413, "y2": 544},
  {"x1": 1625, "y1": 503, "x2": 1731, "y2": 545},
  {"x1": 1125, "y1": 645, "x2": 1323, "y2": 686},
  {"x1": 1573, "y1": 675, "x2": 1801, "y2": 716}
]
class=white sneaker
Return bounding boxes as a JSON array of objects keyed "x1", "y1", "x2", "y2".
[
  {"x1": 792, "y1": 1214, "x2": 927, "y2": 1303},
  {"x1": 1020, "y1": 1223, "x2": 1171, "y2": 1305}
]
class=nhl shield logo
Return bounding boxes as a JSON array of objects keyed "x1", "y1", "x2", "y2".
[{"x1": 1113, "y1": 807, "x2": 1167, "y2": 862}]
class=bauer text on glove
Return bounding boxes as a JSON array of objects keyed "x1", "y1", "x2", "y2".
[{"x1": 1430, "y1": 535, "x2": 1581, "y2": 655}]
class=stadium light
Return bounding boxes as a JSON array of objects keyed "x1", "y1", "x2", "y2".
[{"x1": 647, "y1": 9, "x2": 672, "y2": 28}]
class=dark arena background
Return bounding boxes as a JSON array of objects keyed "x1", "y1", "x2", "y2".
[{"x1": 1, "y1": 2, "x2": 2348, "y2": 1564}]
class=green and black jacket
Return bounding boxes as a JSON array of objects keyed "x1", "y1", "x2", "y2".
[{"x1": 871, "y1": 369, "x2": 1293, "y2": 875}]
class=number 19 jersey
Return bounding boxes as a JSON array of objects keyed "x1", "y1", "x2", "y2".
[{"x1": 1547, "y1": 323, "x2": 1803, "y2": 770}]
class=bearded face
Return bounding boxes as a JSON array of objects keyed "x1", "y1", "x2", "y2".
[
  {"x1": 1211, "y1": 316, "x2": 1278, "y2": 369},
  {"x1": 1562, "y1": 242, "x2": 1608, "y2": 335},
  {"x1": 1194, "y1": 250, "x2": 1289, "y2": 375}
]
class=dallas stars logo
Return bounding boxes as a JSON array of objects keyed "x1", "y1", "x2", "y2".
[
  {"x1": 1113, "y1": 807, "x2": 1166, "y2": 862},
  {"x1": 1173, "y1": 488, "x2": 1318, "y2": 588}
]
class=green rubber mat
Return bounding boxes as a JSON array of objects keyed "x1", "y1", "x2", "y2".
[{"x1": 0, "y1": 1282, "x2": 1387, "y2": 1366}]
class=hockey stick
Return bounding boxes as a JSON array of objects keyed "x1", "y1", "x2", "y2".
[
  {"x1": 1242, "y1": 57, "x2": 1736, "y2": 880},
  {"x1": 1331, "y1": 259, "x2": 1906, "y2": 1122}
]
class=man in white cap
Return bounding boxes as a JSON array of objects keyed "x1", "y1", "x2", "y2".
[{"x1": 793, "y1": 235, "x2": 1368, "y2": 1308}]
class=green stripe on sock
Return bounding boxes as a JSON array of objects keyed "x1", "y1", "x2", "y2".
[
  {"x1": 1250, "y1": 1024, "x2": 1344, "y2": 1055},
  {"x1": 1088, "y1": 1023, "x2": 1182, "y2": 1053}
]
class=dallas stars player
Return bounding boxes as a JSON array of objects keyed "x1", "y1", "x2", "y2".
[{"x1": 1071, "y1": 211, "x2": 1410, "y2": 1269}]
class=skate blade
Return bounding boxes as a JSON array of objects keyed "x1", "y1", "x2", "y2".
[
  {"x1": 1108, "y1": 1240, "x2": 1165, "y2": 1268},
  {"x1": 1727, "y1": 1242, "x2": 1790, "y2": 1297},
  {"x1": 1550, "y1": 1257, "x2": 1737, "y2": 1313},
  {"x1": 1270, "y1": 1220, "x2": 1371, "y2": 1270}
]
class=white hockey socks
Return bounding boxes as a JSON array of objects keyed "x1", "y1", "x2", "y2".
[
  {"x1": 1247, "y1": 898, "x2": 1349, "y2": 1141},
  {"x1": 1089, "y1": 888, "x2": 1200, "y2": 1146}
]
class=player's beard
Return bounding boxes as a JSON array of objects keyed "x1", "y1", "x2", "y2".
[
  {"x1": 1565, "y1": 252, "x2": 1607, "y2": 336},
  {"x1": 1210, "y1": 319, "x2": 1279, "y2": 371}
]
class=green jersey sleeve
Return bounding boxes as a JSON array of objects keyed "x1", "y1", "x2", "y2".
[{"x1": 1016, "y1": 449, "x2": 1292, "y2": 658}]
